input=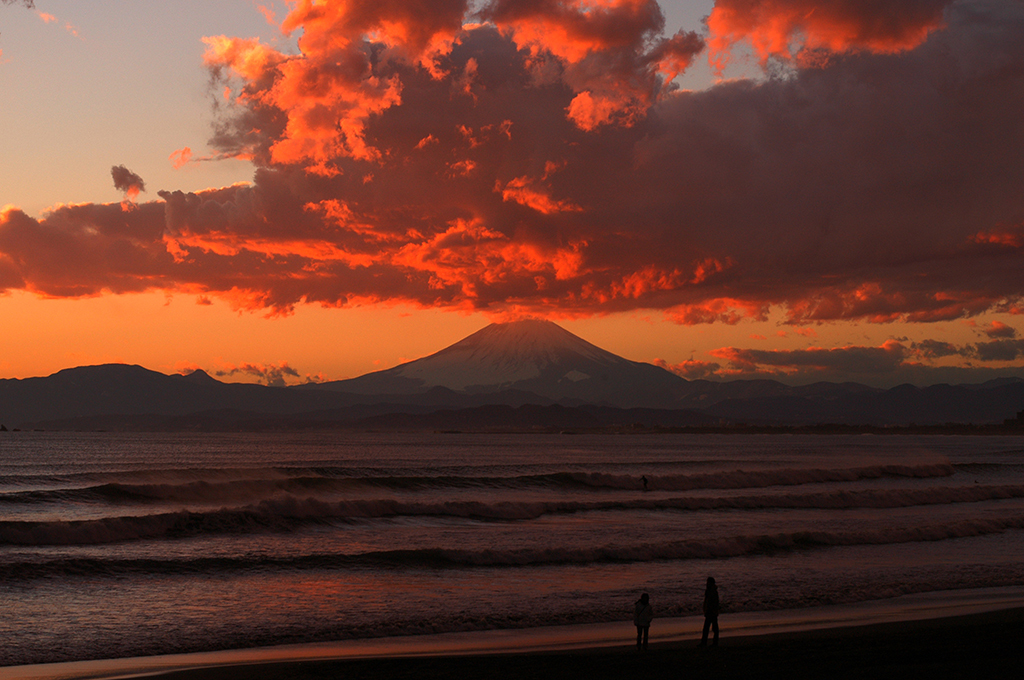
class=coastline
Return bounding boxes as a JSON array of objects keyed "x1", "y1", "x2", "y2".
[{"x1": 6, "y1": 587, "x2": 1024, "y2": 680}]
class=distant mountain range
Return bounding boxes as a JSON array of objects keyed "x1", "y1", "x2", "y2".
[
  {"x1": 306, "y1": 319, "x2": 688, "y2": 407},
  {"x1": 2, "y1": 320, "x2": 1024, "y2": 431}
]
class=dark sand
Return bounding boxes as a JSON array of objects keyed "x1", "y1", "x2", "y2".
[{"x1": 149, "y1": 607, "x2": 1023, "y2": 680}]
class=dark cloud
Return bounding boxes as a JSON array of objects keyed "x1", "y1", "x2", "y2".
[
  {"x1": 712, "y1": 341, "x2": 911, "y2": 375},
  {"x1": 1, "y1": 1, "x2": 1023, "y2": 327},
  {"x1": 712, "y1": 360, "x2": 1024, "y2": 386},
  {"x1": 111, "y1": 165, "x2": 146, "y2": 201},
  {"x1": 983, "y1": 320, "x2": 1019, "y2": 338},
  {"x1": 0, "y1": 203, "x2": 171, "y2": 297},
  {"x1": 974, "y1": 338, "x2": 1024, "y2": 362},
  {"x1": 911, "y1": 339, "x2": 967, "y2": 359},
  {"x1": 214, "y1": 361, "x2": 300, "y2": 387},
  {"x1": 906, "y1": 336, "x2": 1024, "y2": 363},
  {"x1": 699, "y1": 337, "x2": 1024, "y2": 385}
]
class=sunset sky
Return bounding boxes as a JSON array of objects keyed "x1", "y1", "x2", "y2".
[{"x1": 2, "y1": 0, "x2": 1023, "y2": 388}]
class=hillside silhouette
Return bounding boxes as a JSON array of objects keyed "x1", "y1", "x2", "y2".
[{"x1": 2, "y1": 320, "x2": 1024, "y2": 431}]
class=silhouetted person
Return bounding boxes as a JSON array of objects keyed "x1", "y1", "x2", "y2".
[
  {"x1": 634, "y1": 592, "x2": 654, "y2": 650},
  {"x1": 700, "y1": 577, "x2": 719, "y2": 647},
  {"x1": 641, "y1": 475, "x2": 649, "y2": 491}
]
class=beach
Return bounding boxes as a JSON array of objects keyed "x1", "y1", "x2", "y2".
[
  {"x1": 162, "y1": 608, "x2": 1021, "y2": 680},
  {"x1": 4, "y1": 433, "x2": 1024, "y2": 675},
  {"x1": 6, "y1": 589, "x2": 1023, "y2": 680}
]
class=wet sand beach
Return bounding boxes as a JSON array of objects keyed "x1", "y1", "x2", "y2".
[
  {"x1": 151, "y1": 607, "x2": 1024, "y2": 680},
  {"x1": 6, "y1": 591, "x2": 1023, "y2": 680}
]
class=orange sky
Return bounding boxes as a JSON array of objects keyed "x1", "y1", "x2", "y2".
[{"x1": 2, "y1": 0, "x2": 1023, "y2": 387}]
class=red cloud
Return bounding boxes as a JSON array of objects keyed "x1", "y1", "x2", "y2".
[
  {"x1": 500, "y1": 176, "x2": 582, "y2": 214},
  {"x1": 479, "y1": 0, "x2": 703, "y2": 129},
  {"x1": 707, "y1": 0, "x2": 952, "y2": 69},
  {"x1": 973, "y1": 226, "x2": 1024, "y2": 249},
  {"x1": 982, "y1": 320, "x2": 1019, "y2": 339},
  {"x1": 2, "y1": 1, "x2": 1024, "y2": 328},
  {"x1": 169, "y1": 147, "x2": 193, "y2": 169},
  {"x1": 204, "y1": 0, "x2": 472, "y2": 169},
  {"x1": 666, "y1": 299, "x2": 770, "y2": 325}
]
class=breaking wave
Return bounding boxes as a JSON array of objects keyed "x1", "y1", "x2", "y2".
[
  {"x1": 2, "y1": 482, "x2": 1021, "y2": 546},
  {"x1": 0, "y1": 462, "x2": 956, "y2": 507},
  {"x1": 5, "y1": 515, "x2": 1024, "y2": 580}
]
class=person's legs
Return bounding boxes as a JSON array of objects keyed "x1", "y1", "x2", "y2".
[
  {"x1": 711, "y1": 618, "x2": 719, "y2": 646},
  {"x1": 642, "y1": 626, "x2": 649, "y2": 650},
  {"x1": 636, "y1": 625, "x2": 643, "y2": 650},
  {"x1": 701, "y1": 617, "x2": 711, "y2": 646}
]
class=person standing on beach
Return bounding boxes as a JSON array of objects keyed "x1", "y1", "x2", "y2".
[
  {"x1": 700, "y1": 577, "x2": 720, "y2": 647},
  {"x1": 634, "y1": 592, "x2": 654, "y2": 651}
]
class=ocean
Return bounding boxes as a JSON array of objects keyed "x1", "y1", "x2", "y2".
[{"x1": 2, "y1": 431, "x2": 1024, "y2": 668}]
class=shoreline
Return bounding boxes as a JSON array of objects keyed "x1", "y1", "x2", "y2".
[{"x1": 5, "y1": 587, "x2": 1024, "y2": 680}]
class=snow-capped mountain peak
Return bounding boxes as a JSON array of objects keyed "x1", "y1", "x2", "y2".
[
  {"x1": 324, "y1": 318, "x2": 686, "y2": 407},
  {"x1": 394, "y1": 319, "x2": 628, "y2": 390}
]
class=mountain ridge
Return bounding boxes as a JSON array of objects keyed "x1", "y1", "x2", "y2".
[
  {"x1": 2, "y1": 320, "x2": 1024, "y2": 430},
  {"x1": 310, "y1": 319, "x2": 688, "y2": 408}
]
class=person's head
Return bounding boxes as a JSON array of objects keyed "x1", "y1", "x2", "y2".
[
  {"x1": 640, "y1": 593, "x2": 649, "y2": 604},
  {"x1": 706, "y1": 577, "x2": 716, "y2": 588}
]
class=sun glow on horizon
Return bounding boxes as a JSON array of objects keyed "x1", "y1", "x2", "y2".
[{"x1": 1, "y1": 0, "x2": 1023, "y2": 388}]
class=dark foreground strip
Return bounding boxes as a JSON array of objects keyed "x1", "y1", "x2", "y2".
[{"x1": 149, "y1": 607, "x2": 1024, "y2": 680}]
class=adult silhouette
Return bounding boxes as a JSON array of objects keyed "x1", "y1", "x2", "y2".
[
  {"x1": 700, "y1": 577, "x2": 720, "y2": 647},
  {"x1": 633, "y1": 592, "x2": 654, "y2": 650}
]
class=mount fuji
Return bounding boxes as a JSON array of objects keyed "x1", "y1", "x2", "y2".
[
  {"x1": 313, "y1": 319, "x2": 688, "y2": 408},
  {"x1": 5, "y1": 320, "x2": 1024, "y2": 430}
]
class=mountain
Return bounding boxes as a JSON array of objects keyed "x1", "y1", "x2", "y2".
[
  {"x1": 703, "y1": 380, "x2": 1024, "y2": 426},
  {"x1": 3, "y1": 320, "x2": 1024, "y2": 430},
  {"x1": 309, "y1": 319, "x2": 689, "y2": 408},
  {"x1": 0, "y1": 364, "x2": 359, "y2": 427}
]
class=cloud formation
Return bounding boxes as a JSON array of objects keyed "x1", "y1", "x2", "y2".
[
  {"x1": 706, "y1": 0, "x2": 951, "y2": 69},
  {"x1": 712, "y1": 340, "x2": 912, "y2": 377},
  {"x1": 111, "y1": 165, "x2": 146, "y2": 203},
  {"x1": 213, "y1": 361, "x2": 302, "y2": 387},
  {"x1": 2, "y1": 0, "x2": 1024, "y2": 333},
  {"x1": 653, "y1": 357, "x2": 722, "y2": 380},
  {"x1": 666, "y1": 327, "x2": 1024, "y2": 384},
  {"x1": 982, "y1": 320, "x2": 1018, "y2": 339},
  {"x1": 974, "y1": 338, "x2": 1024, "y2": 362}
]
